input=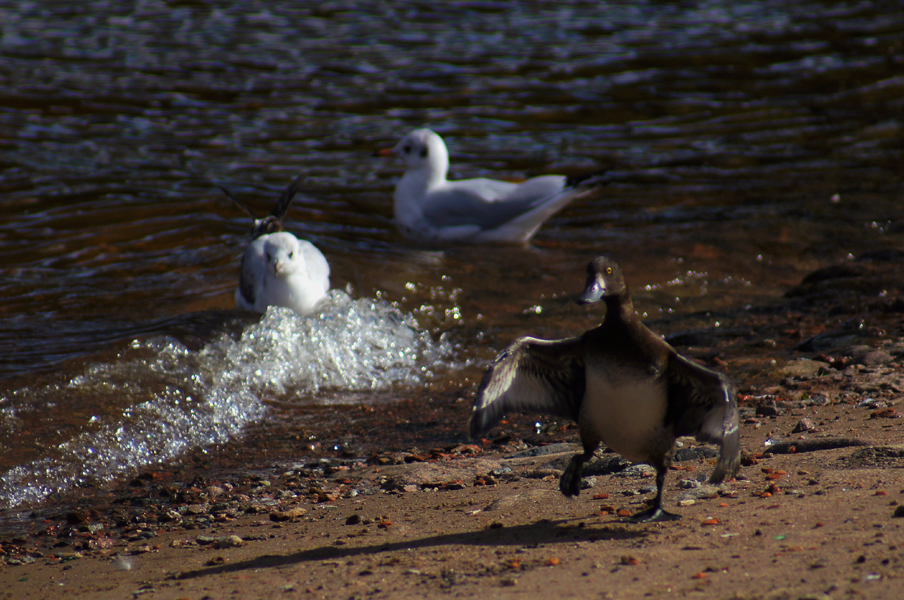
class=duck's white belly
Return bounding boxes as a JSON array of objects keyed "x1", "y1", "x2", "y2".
[{"x1": 581, "y1": 368, "x2": 667, "y2": 463}]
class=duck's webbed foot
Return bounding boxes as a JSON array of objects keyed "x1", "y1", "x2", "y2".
[
  {"x1": 623, "y1": 464, "x2": 680, "y2": 522},
  {"x1": 624, "y1": 505, "x2": 681, "y2": 523},
  {"x1": 559, "y1": 453, "x2": 585, "y2": 497}
]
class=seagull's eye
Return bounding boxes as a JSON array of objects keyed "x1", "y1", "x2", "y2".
[
  {"x1": 419, "y1": 146, "x2": 428, "y2": 158},
  {"x1": 289, "y1": 251, "x2": 294, "y2": 259},
  {"x1": 606, "y1": 267, "x2": 613, "y2": 275},
  {"x1": 403, "y1": 144, "x2": 412, "y2": 154}
]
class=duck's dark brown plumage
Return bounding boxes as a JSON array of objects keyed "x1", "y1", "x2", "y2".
[{"x1": 470, "y1": 255, "x2": 740, "y2": 522}]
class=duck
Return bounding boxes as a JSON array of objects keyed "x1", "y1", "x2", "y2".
[
  {"x1": 220, "y1": 175, "x2": 330, "y2": 316},
  {"x1": 469, "y1": 255, "x2": 740, "y2": 522},
  {"x1": 376, "y1": 128, "x2": 607, "y2": 244}
]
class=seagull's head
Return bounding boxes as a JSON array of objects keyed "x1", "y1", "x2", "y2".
[
  {"x1": 252, "y1": 216, "x2": 283, "y2": 239},
  {"x1": 264, "y1": 232, "x2": 304, "y2": 277},
  {"x1": 577, "y1": 255, "x2": 627, "y2": 305},
  {"x1": 380, "y1": 128, "x2": 449, "y2": 177}
]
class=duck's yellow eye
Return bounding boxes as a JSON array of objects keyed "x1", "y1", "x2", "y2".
[{"x1": 606, "y1": 267, "x2": 612, "y2": 274}]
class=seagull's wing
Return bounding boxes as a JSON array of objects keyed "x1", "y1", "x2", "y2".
[
  {"x1": 469, "y1": 335, "x2": 585, "y2": 439},
  {"x1": 270, "y1": 174, "x2": 306, "y2": 221},
  {"x1": 219, "y1": 179, "x2": 301, "y2": 239},
  {"x1": 422, "y1": 176, "x2": 566, "y2": 231},
  {"x1": 298, "y1": 240, "x2": 331, "y2": 290},
  {"x1": 236, "y1": 251, "x2": 258, "y2": 310},
  {"x1": 219, "y1": 185, "x2": 256, "y2": 219},
  {"x1": 665, "y1": 352, "x2": 740, "y2": 483}
]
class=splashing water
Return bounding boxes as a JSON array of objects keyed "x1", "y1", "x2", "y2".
[
  {"x1": 0, "y1": 291, "x2": 451, "y2": 510},
  {"x1": 215, "y1": 291, "x2": 450, "y2": 395}
]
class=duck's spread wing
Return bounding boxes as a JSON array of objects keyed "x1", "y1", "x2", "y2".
[
  {"x1": 666, "y1": 352, "x2": 740, "y2": 483},
  {"x1": 469, "y1": 336, "x2": 585, "y2": 439}
]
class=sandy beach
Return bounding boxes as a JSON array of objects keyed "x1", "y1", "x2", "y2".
[
  {"x1": 2, "y1": 416, "x2": 903, "y2": 599},
  {"x1": 4, "y1": 256, "x2": 904, "y2": 599}
]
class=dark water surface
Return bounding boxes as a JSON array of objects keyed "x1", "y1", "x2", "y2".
[{"x1": 1, "y1": 1, "x2": 902, "y2": 516}]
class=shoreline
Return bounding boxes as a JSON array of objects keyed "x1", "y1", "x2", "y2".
[
  {"x1": 3, "y1": 255, "x2": 904, "y2": 598},
  {"x1": 2, "y1": 412, "x2": 903, "y2": 599}
]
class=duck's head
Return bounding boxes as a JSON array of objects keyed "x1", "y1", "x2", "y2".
[{"x1": 576, "y1": 255, "x2": 627, "y2": 304}]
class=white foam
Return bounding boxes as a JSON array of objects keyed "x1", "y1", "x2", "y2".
[
  {"x1": 208, "y1": 290, "x2": 450, "y2": 395},
  {"x1": 0, "y1": 291, "x2": 451, "y2": 510}
]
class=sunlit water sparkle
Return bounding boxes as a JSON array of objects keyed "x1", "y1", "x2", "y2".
[
  {"x1": 0, "y1": 0, "x2": 901, "y2": 516},
  {"x1": 0, "y1": 292, "x2": 451, "y2": 510}
]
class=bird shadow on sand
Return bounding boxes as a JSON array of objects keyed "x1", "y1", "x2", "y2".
[{"x1": 172, "y1": 517, "x2": 648, "y2": 581}]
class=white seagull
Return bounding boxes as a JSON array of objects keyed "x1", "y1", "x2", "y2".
[
  {"x1": 377, "y1": 128, "x2": 607, "y2": 244},
  {"x1": 221, "y1": 176, "x2": 330, "y2": 316}
]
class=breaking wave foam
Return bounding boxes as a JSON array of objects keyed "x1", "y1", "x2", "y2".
[{"x1": 0, "y1": 291, "x2": 451, "y2": 510}]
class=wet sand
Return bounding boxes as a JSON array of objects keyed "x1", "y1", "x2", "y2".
[{"x1": 3, "y1": 255, "x2": 904, "y2": 599}]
